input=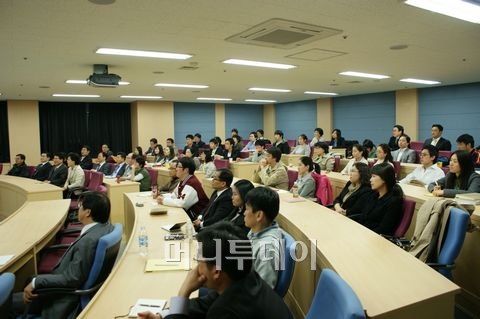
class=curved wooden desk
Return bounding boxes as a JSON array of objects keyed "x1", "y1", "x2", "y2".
[
  {"x1": 77, "y1": 193, "x2": 193, "y2": 318},
  {"x1": 0, "y1": 175, "x2": 62, "y2": 221},
  {"x1": 0, "y1": 199, "x2": 70, "y2": 290}
]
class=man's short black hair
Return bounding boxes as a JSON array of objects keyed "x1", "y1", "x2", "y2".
[
  {"x1": 314, "y1": 127, "x2": 324, "y2": 136},
  {"x1": 135, "y1": 156, "x2": 146, "y2": 168},
  {"x1": 167, "y1": 138, "x2": 174, "y2": 144},
  {"x1": 42, "y1": 152, "x2": 52, "y2": 160},
  {"x1": 98, "y1": 151, "x2": 108, "y2": 159},
  {"x1": 393, "y1": 125, "x2": 404, "y2": 134},
  {"x1": 150, "y1": 138, "x2": 158, "y2": 144},
  {"x1": 267, "y1": 147, "x2": 282, "y2": 162},
  {"x1": 432, "y1": 124, "x2": 444, "y2": 132},
  {"x1": 53, "y1": 152, "x2": 65, "y2": 161},
  {"x1": 78, "y1": 191, "x2": 111, "y2": 223},
  {"x1": 196, "y1": 221, "x2": 252, "y2": 281},
  {"x1": 179, "y1": 157, "x2": 196, "y2": 175},
  {"x1": 117, "y1": 152, "x2": 126, "y2": 160},
  {"x1": 209, "y1": 138, "x2": 219, "y2": 146},
  {"x1": 422, "y1": 144, "x2": 438, "y2": 161},
  {"x1": 67, "y1": 152, "x2": 80, "y2": 165},
  {"x1": 274, "y1": 130, "x2": 284, "y2": 138},
  {"x1": 231, "y1": 128, "x2": 238, "y2": 135},
  {"x1": 314, "y1": 142, "x2": 329, "y2": 154},
  {"x1": 194, "y1": 133, "x2": 202, "y2": 138},
  {"x1": 217, "y1": 168, "x2": 233, "y2": 187},
  {"x1": 186, "y1": 134, "x2": 194, "y2": 140},
  {"x1": 225, "y1": 138, "x2": 234, "y2": 145},
  {"x1": 16, "y1": 153, "x2": 26, "y2": 161},
  {"x1": 400, "y1": 134, "x2": 411, "y2": 144},
  {"x1": 456, "y1": 134, "x2": 474, "y2": 148},
  {"x1": 254, "y1": 139, "x2": 265, "y2": 147},
  {"x1": 245, "y1": 187, "x2": 279, "y2": 223},
  {"x1": 256, "y1": 129, "x2": 264, "y2": 135},
  {"x1": 82, "y1": 145, "x2": 91, "y2": 152}
]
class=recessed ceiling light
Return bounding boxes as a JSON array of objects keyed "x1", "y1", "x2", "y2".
[
  {"x1": 248, "y1": 87, "x2": 291, "y2": 93},
  {"x1": 52, "y1": 94, "x2": 100, "y2": 98},
  {"x1": 197, "y1": 97, "x2": 232, "y2": 101},
  {"x1": 223, "y1": 59, "x2": 296, "y2": 70},
  {"x1": 304, "y1": 91, "x2": 338, "y2": 96},
  {"x1": 245, "y1": 99, "x2": 277, "y2": 103},
  {"x1": 154, "y1": 83, "x2": 209, "y2": 88},
  {"x1": 96, "y1": 48, "x2": 192, "y2": 60},
  {"x1": 399, "y1": 78, "x2": 441, "y2": 85},
  {"x1": 120, "y1": 95, "x2": 163, "y2": 99},
  {"x1": 405, "y1": 0, "x2": 480, "y2": 24},
  {"x1": 66, "y1": 79, "x2": 130, "y2": 85},
  {"x1": 339, "y1": 71, "x2": 390, "y2": 79}
]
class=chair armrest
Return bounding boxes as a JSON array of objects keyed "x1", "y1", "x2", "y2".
[
  {"x1": 41, "y1": 243, "x2": 70, "y2": 252},
  {"x1": 426, "y1": 262, "x2": 455, "y2": 269}
]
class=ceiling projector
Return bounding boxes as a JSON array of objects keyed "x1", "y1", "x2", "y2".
[{"x1": 87, "y1": 64, "x2": 121, "y2": 88}]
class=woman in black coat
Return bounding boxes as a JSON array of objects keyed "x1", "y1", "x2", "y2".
[{"x1": 225, "y1": 179, "x2": 255, "y2": 234}]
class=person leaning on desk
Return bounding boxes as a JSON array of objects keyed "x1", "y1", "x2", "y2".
[
  {"x1": 428, "y1": 150, "x2": 480, "y2": 197},
  {"x1": 137, "y1": 222, "x2": 293, "y2": 319}
]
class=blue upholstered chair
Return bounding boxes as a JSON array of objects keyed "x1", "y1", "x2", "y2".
[
  {"x1": 274, "y1": 230, "x2": 297, "y2": 297},
  {"x1": 428, "y1": 207, "x2": 469, "y2": 279},
  {"x1": 0, "y1": 272, "x2": 15, "y2": 317},
  {"x1": 306, "y1": 269, "x2": 365, "y2": 319}
]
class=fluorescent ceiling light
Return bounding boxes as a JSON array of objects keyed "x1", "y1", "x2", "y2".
[
  {"x1": 120, "y1": 95, "x2": 163, "y2": 99},
  {"x1": 223, "y1": 59, "x2": 296, "y2": 70},
  {"x1": 154, "y1": 83, "x2": 209, "y2": 88},
  {"x1": 52, "y1": 94, "x2": 100, "y2": 98},
  {"x1": 339, "y1": 71, "x2": 390, "y2": 79},
  {"x1": 399, "y1": 78, "x2": 441, "y2": 85},
  {"x1": 245, "y1": 99, "x2": 277, "y2": 103},
  {"x1": 304, "y1": 91, "x2": 338, "y2": 96},
  {"x1": 197, "y1": 97, "x2": 232, "y2": 101},
  {"x1": 66, "y1": 79, "x2": 130, "y2": 85},
  {"x1": 96, "y1": 48, "x2": 192, "y2": 60},
  {"x1": 405, "y1": 0, "x2": 480, "y2": 24},
  {"x1": 248, "y1": 87, "x2": 291, "y2": 93}
]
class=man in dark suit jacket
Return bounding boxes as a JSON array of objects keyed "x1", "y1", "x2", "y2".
[
  {"x1": 387, "y1": 124, "x2": 404, "y2": 151},
  {"x1": 45, "y1": 153, "x2": 68, "y2": 187},
  {"x1": 138, "y1": 222, "x2": 292, "y2": 319},
  {"x1": 32, "y1": 152, "x2": 53, "y2": 181},
  {"x1": 79, "y1": 145, "x2": 93, "y2": 170},
  {"x1": 94, "y1": 152, "x2": 111, "y2": 175},
  {"x1": 14, "y1": 192, "x2": 114, "y2": 319},
  {"x1": 423, "y1": 124, "x2": 452, "y2": 151},
  {"x1": 7, "y1": 153, "x2": 30, "y2": 177},
  {"x1": 106, "y1": 152, "x2": 127, "y2": 178},
  {"x1": 193, "y1": 169, "x2": 234, "y2": 230}
]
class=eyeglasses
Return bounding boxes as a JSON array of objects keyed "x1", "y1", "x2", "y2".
[
  {"x1": 176, "y1": 165, "x2": 183, "y2": 169},
  {"x1": 212, "y1": 177, "x2": 222, "y2": 181}
]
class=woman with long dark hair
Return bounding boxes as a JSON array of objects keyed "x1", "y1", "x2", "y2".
[
  {"x1": 333, "y1": 162, "x2": 372, "y2": 216},
  {"x1": 374, "y1": 143, "x2": 394, "y2": 167},
  {"x1": 341, "y1": 144, "x2": 369, "y2": 175},
  {"x1": 349, "y1": 162, "x2": 404, "y2": 235},
  {"x1": 225, "y1": 179, "x2": 255, "y2": 234},
  {"x1": 329, "y1": 128, "x2": 346, "y2": 148},
  {"x1": 291, "y1": 156, "x2": 319, "y2": 198},
  {"x1": 428, "y1": 150, "x2": 480, "y2": 197}
]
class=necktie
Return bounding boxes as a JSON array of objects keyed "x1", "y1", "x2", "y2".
[{"x1": 203, "y1": 192, "x2": 218, "y2": 220}]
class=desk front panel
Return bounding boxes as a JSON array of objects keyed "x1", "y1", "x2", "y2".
[{"x1": 103, "y1": 179, "x2": 140, "y2": 226}]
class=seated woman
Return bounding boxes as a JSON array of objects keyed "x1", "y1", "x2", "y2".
[
  {"x1": 362, "y1": 139, "x2": 376, "y2": 159},
  {"x1": 312, "y1": 142, "x2": 334, "y2": 172},
  {"x1": 349, "y1": 163, "x2": 404, "y2": 235},
  {"x1": 329, "y1": 128, "x2": 346, "y2": 148},
  {"x1": 155, "y1": 146, "x2": 176, "y2": 166},
  {"x1": 333, "y1": 162, "x2": 372, "y2": 216},
  {"x1": 225, "y1": 179, "x2": 255, "y2": 234},
  {"x1": 131, "y1": 156, "x2": 151, "y2": 192},
  {"x1": 428, "y1": 150, "x2": 480, "y2": 197},
  {"x1": 184, "y1": 148, "x2": 201, "y2": 169},
  {"x1": 291, "y1": 134, "x2": 311, "y2": 156},
  {"x1": 232, "y1": 135, "x2": 244, "y2": 153},
  {"x1": 198, "y1": 150, "x2": 216, "y2": 178},
  {"x1": 134, "y1": 146, "x2": 143, "y2": 157},
  {"x1": 309, "y1": 127, "x2": 325, "y2": 147},
  {"x1": 291, "y1": 156, "x2": 318, "y2": 199},
  {"x1": 152, "y1": 145, "x2": 163, "y2": 164},
  {"x1": 373, "y1": 143, "x2": 394, "y2": 167},
  {"x1": 341, "y1": 144, "x2": 369, "y2": 175}
]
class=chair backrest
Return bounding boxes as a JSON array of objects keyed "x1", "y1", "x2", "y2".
[
  {"x1": 394, "y1": 198, "x2": 416, "y2": 237},
  {"x1": 80, "y1": 223, "x2": 123, "y2": 308},
  {"x1": 392, "y1": 161, "x2": 401, "y2": 180},
  {"x1": 239, "y1": 151, "x2": 250, "y2": 159},
  {"x1": 287, "y1": 139, "x2": 296, "y2": 148},
  {"x1": 287, "y1": 169, "x2": 298, "y2": 190},
  {"x1": 0, "y1": 163, "x2": 3, "y2": 174},
  {"x1": 410, "y1": 141, "x2": 423, "y2": 151},
  {"x1": 333, "y1": 156, "x2": 341, "y2": 172},
  {"x1": 213, "y1": 159, "x2": 229, "y2": 169},
  {"x1": 87, "y1": 171, "x2": 104, "y2": 192},
  {"x1": 264, "y1": 143, "x2": 273, "y2": 150},
  {"x1": 441, "y1": 166, "x2": 450, "y2": 175},
  {"x1": 437, "y1": 207, "x2": 469, "y2": 278},
  {"x1": 27, "y1": 165, "x2": 37, "y2": 178},
  {"x1": 145, "y1": 167, "x2": 158, "y2": 187},
  {"x1": 306, "y1": 269, "x2": 365, "y2": 319},
  {"x1": 83, "y1": 169, "x2": 92, "y2": 187},
  {"x1": 312, "y1": 173, "x2": 333, "y2": 206},
  {"x1": 0, "y1": 272, "x2": 15, "y2": 316},
  {"x1": 274, "y1": 230, "x2": 297, "y2": 297}
]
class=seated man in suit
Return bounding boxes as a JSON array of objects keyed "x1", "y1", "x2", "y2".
[
  {"x1": 208, "y1": 138, "x2": 223, "y2": 157},
  {"x1": 256, "y1": 128, "x2": 271, "y2": 145},
  {"x1": 138, "y1": 222, "x2": 292, "y2": 319},
  {"x1": 456, "y1": 134, "x2": 480, "y2": 168},
  {"x1": 7, "y1": 153, "x2": 29, "y2": 177},
  {"x1": 387, "y1": 124, "x2": 404, "y2": 151},
  {"x1": 94, "y1": 152, "x2": 111, "y2": 175},
  {"x1": 193, "y1": 133, "x2": 206, "y2": 149},
  {"x1": 145, "y1": 138, "x2": 160, "y2": 156},
  {"x1": 391, "y1": 134, "x2": 416, "y2": 163},
  {"x1": 423, "y1": 124, "x2": 452, "y2": 151},
  {"x1": 13, "y1": 192, "x2": 115, "y2": 319},
  {"x1": 106, "y1": 152, "x2": 127, "y2": 178},
  {"x1": 101, "y1": 143, "x2": 114, "y2": 158},
  {"x1": 253, "y1": 147, "x2": 289, "y2": 190},
  {"x1": 157, "y1": 157, "x2": 209, "y2": 220},
  {"x1": 32, "y1": 152, "x2": 53, "y2": 181},
  {"x1": 184, "y1": 134, "x2": 199, "y2": 157},
  {"x1": 216, "y1": 138, "x2": 239, "y2": 161},
  {"x1": 79, "y1": 145, "x2": 93, "y2": 170},
  {"x1": 45, "y1": 153, "x2": 68, "y2": 187},
  {"x1": 193, "y1": 169, "x2": 234, "y2": 230}
]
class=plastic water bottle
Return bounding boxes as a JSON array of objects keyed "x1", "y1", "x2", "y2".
[
  {"x1": 292, "y1": 182, "x2": 299, "y2": 198},
  {"x1": 138, "y1": 226, "x2": 149, "y2": 257}
]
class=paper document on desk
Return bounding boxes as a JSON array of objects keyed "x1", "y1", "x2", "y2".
[
  {"x1": 145, "y1": 258, "x2": 189, "y2": 272},
  {"x1": 128, "y1": 298, "x2": 167, "y2": 317},
  {"x1": 0, "y1": 254, "x2": 14, "y2": 266}
]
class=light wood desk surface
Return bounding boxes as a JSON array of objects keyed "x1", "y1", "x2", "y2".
[
  {"x1": 77, "y1": 193, "x2": 194, "y2": 318},
  {"x1": 281, "y1": 154, "x2": 303, "y2": 166},
  {"x1": 0, "y1": 199, "x2": 70, "y2": 289},
  {"x1": 0, "y1": 175, "x2": 62, "y2": 220},
  {"x1": 103, "y1": 178, "x2": 140, "y2": 226},
  {"x1": 229, "y1": 161, "x2": 258, "y2": 180},
  {"x1": 276, "y1": 191, "x2": 459, "y2": 319}
]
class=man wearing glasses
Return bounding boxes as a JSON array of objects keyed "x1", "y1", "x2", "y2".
[
  {"x1": 157, "y1": 157, "x2": 209, "y2": 220},
  {"x1": 399, "y1": 145, "x2": 445, "y2": 186}
]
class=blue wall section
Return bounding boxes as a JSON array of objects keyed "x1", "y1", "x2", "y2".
[
  {"x1": 225, "y1": 104, "x2": 263, "y2": 139},
  {"x1": 275, "y1": 100, "x2": 317, "y2": 140},
  {"x1": 173, "y1": 102, "x2": 215, "y2": 146},
  {"x1": 418, "y1": 82, "x2": 480, "y2": 146},
  {"x1": 332, "y1": 92, "x2": 395, "y2": 145}
]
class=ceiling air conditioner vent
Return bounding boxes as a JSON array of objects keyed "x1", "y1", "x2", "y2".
[{"x1": 226, "y1": 18, "x2": 342, "y2": 49}]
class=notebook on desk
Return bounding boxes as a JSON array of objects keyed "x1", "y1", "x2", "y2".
[
  {"x1": 128, "y1": 298, "x2": 167, "y2": 317},
  {"x1": 161, "y1": 222, "x2": 186, "y2": 232}
]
